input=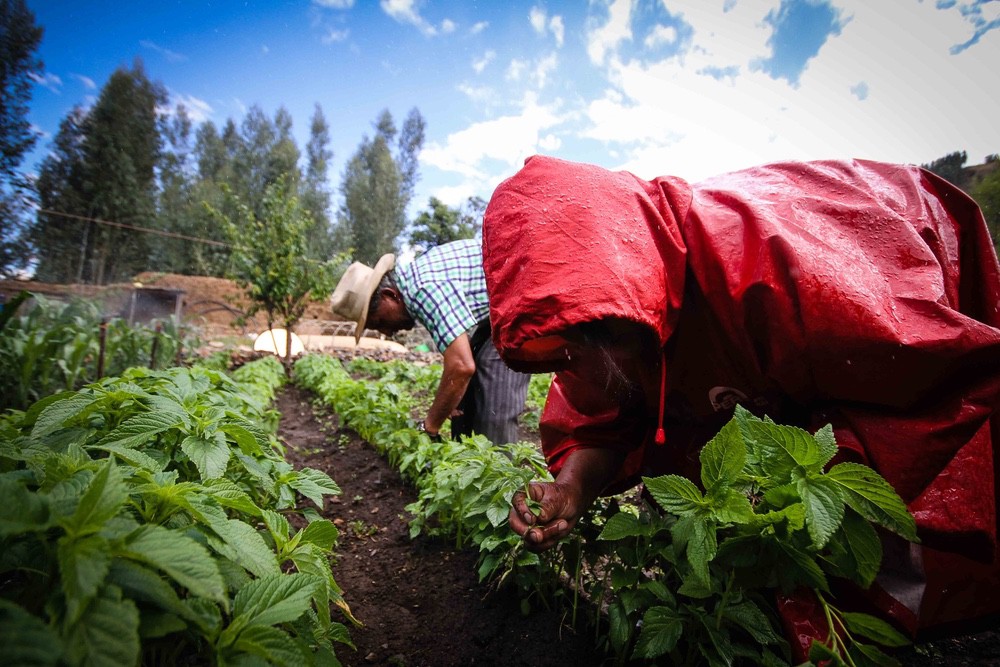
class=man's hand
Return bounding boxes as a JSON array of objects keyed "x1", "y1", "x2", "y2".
[
  {"x1": 509, "y1": 481, "x2": 587, "y2": 552},
  {"x1": 424, "y1": 333, "x2": 475, "y2": 433}
]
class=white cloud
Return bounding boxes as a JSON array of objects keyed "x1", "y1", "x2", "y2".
[
  {"x1": 469, "y1": 21, "x2": 488, "y2": 35},
  {"x1": 576, "y1": 0, "x2": 1000, "y2": 182},
  {"x1": 140, "y1": 40, "x2": 187, "y2": 63},
  {"x1": 322, "y1": 28, "x2": 350, "y2": 43},
  {"x1": 538, "y1": 133, "x2": 562, "y2": 151},
  {"x1": 312, "y1": 0, "x2": 354, "y2": 7},
  {"x1": 643, "y1": 24, "x2": 678, "y2": 50},
  {"x1": 505, "y1": 52, "x2": 558, "y2": 89},
  {"x1": 380, "y1": 0, "x2": 453, "y2": 37},
  {"x1": 170, "y1": 93, "x2": 214, "y2": 124},
  {"x1": 424, "y1": 0, "x2": 998, "y2": 207},
  {"x1": 71, "y1": 73, "x2": 96, "y2": 90},
  {"x1": 29, "y1": 72, "x2": 62, "y2": 93},
  {"x1": 530, "y1": 7, "x2": 565, "y2": 47},
  {"x1": 530, "y1": 6, "x2": 546, "y2": 34},
  {"x1": 947, "y1": 0, "x2": 1000, "y2": 52},
  {"x1": 507, "y1": 58, "x2": 528, "y2": 82},
  {"x1": 586, "y1": 0, "x2": 633, "y2": 66},
  {"x1": 421, "y1": 93, "x2": 566, "y2": 180},
  {"x1": 549, "y1": 16, "x2": 565, "y2": 48},
  {"x1": 458, "y1": 83, "x2": 497, "y2": 104},
  {"x1": 472, "y1": 50, "x2": 495, "y2": 74},
  {"x1": 532, "y1": 52, "x2": 559, "y2": 88}
]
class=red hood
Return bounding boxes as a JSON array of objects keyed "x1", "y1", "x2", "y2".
[{"x1": 483, "y1": 155, "x2": 692, "y2": 359}]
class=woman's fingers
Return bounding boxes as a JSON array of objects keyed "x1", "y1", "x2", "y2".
[
  {"x1": 524, "y1": 519, "x2": 570, "y2": 551},
  {"x1": 509, "y1": 495, "x2": 534, "y2": 536},
  {"x1": 510, "y1": 482, "x2": 581, "y2": 551}
]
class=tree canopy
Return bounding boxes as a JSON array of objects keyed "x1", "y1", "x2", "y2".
[
  {"x1": 209, "y1": 176, "x2": 346, "y2": 358},
  {"x1": 336, "y1": 108, "x2": 425, "y2": 265},
  {"x1": 22, "y1": 56, "x2": 429, "y2": 285},
  {"x1": 408, "y1": 195, "x2": 485, "y2": 254},
  {"x1": 32, "y1": 60, "x2": 166, "y2": 284},
  {"x1": 0, "y1": 0, "x2": 44, "y2": 277}
]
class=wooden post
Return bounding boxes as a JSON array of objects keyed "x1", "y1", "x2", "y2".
[
  {"x1": 97, "y1": 317, "x2": 109, "y2": 379},
  {"x1": 149, "y1": 322, "x2": 162, "y2": 369},
  {"x1": 175, "y1": 325, "x2": 184, "y2": 367}
]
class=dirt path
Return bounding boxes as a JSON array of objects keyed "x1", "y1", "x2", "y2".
[{"x1": 277, "y1": 384, "x2": 604, "y2": 667}]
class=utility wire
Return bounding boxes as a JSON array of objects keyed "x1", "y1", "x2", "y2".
[{"x1": 37, "y1": 208, "x2": 231, "y2": 248}]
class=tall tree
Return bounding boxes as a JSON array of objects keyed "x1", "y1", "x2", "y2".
[
  {"x1": 83, "y1": 60, "x2": 167, "y2": 284},
  {"x1": 152, "y1": 104, "x2": 196, "y2": 272},
  {"x1": 336, "y1": 108, "x2": 425, "y2": 265},
  {"x1": 186, "y1": 120, "x2": 234, "y2": 276},
  {"x1": 408, "y1": 195, "x2": 484, "y2": 254},
  {"x1": 302, "y1": 103, "x2": 334, "y2": 260},
  {"x1": 271, "y1": 107, "x2": 300, "y2": 188},
  {"x1": 0, "y1": 0, "x2": 42, "y2": 179},
  {"x1": 0, "y1": 0, "x2": 44, "y2": 277},
  {"x1": 31, "y1": 60, "x2": 167, "y2": 284},
  {"x1": 32, "y1": 108, "x2": 88, "y2": 283},
  {"x1": 396, "y1": 107, "x2": 426, "y2": 205},
  {"x1": 234, "y1": 105, "x2": 301, "y2": 219},
  {"x1": 194, "y1": 120, "x2": 227, "y2": 181}
]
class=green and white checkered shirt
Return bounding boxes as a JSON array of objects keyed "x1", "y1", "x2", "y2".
[{"x1": 394, "y1": 239, "x2": 489, "y2": 352}]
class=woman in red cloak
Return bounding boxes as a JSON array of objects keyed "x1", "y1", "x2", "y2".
[{"x1": 481, "y1": 155, "x2": 1000, "y2": 658}]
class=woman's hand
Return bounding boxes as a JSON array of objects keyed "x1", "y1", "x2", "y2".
[
  {"x1": 509, "y1": 481, "x2": 587, "y2": 552},
  {"x1": 509, "y1": 446, "x2": 626, "y2": 551}
]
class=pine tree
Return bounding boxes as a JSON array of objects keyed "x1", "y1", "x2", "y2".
[
  {"x1": 336, "y1": 108, "x2": 425, "y2": 265},
  {"x1": 33, "y1": 108, "x2": 89, "y2": 283},
  {"x1": 302, "y1": 104, "x2": 334, "y2": 260},
  {"x1": 0, "y1": 0, "x2": 44, "y2": 277}
]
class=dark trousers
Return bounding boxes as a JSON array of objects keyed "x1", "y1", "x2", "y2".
[{"x1": 450, "y1": 320, "x2": 530, "y2": 445}]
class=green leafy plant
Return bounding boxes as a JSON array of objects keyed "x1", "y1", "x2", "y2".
[
  {"x1": 596, "y1": 406, "x2": 917, "y2": 666},
  {"x1": 294, "y1": 354, "x2": 920, "y2": 666},
  {"x1": 0, "y1": 357, "x2": 353, "y2": 666},
  {"x1": 0, "y1": 292, "x2": 196, "y2": 412},
  {"x1": 519, "y1": 372, "x2": 553, "y2": 431}
]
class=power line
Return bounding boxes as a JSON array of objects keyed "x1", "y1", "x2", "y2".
[{"x1": 37, "y1": 208, "x2": 231, "y2": 248}]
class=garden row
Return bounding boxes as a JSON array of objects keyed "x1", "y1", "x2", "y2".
[
  {"x1": 0, "y1": 356, "x2": 355, "y2": 666},
  {"x1": 295, "y1": 353, "x2": 920, "y2": 667}
]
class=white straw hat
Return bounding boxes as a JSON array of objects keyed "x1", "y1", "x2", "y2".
[{"x1": 329, "y1": 253, "x2": 396, "y2": 342}]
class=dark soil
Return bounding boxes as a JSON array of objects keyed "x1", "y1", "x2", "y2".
[
  {"x1": 277, "y1": 384, "x2": 604, "y2": 667},
  {"x1": 276, "y1": 382, "x2": 1000, "y2": 667}
]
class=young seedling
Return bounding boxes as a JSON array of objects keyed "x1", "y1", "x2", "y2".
[{"x1": 523, "y1": 480, "x2": 543, "y2": 520}]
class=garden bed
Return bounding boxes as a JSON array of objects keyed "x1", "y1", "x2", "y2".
[
  {"x1": 276, "y1": 377, "x2": 1000, "y2": 667},
  {"x1": 278, "y1": 383, "x2": 602, "y2": 666}
]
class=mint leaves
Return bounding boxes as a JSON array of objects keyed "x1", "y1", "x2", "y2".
[{"x1": 625, "y1": 406, "x2": 918, "y2": 664}]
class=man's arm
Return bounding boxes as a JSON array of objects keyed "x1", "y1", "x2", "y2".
[{"x1": 423, "y1": 332, "x2": 476, "y2": 435}]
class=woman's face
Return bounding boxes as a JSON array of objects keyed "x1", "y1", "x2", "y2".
[{"x1": 506, "y1": 320, "x2": 655, "y2": 391}]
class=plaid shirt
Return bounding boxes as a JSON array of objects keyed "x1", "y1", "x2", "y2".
[{"x1": 395, "y1": 239, "x2": 489, "y2": 352}]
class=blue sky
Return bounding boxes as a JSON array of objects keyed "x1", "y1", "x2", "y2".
[{"x1": 25, "y1": 0, "x2": 1000, "y2": 219}]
